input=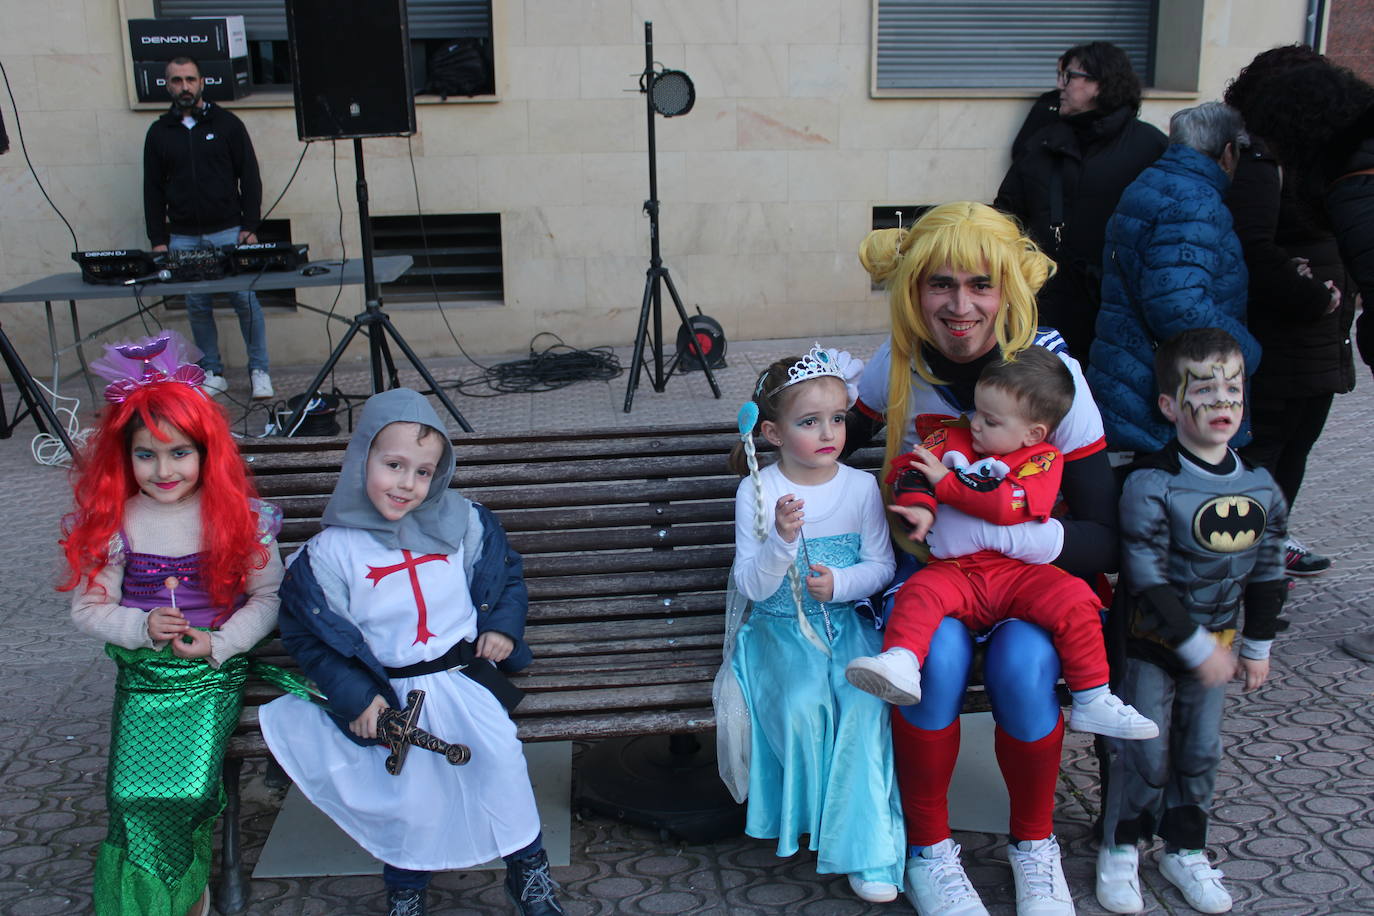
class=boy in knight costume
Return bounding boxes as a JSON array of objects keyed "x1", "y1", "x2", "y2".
[
  {"x1": 1096, "y1": 328, "x2": 1288, "y2": 915},
  {"x1": 259, "y1": 389, "x2": 562, "y2": 916}
]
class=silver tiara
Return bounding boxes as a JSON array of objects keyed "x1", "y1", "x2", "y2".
[{"x1": 766, "y1": 343, "x2": 864, "y2": 405}]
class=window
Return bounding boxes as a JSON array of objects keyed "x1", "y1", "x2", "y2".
[
  {"x1": 369, "y1": 213, "x2": 503, "y2": 305},
  {"x1": 153, "y1": 0, "x2": 494, "y2": 93},
  {"x1": 873, "y1": 0, "x2": 1154, "y2": 92}
]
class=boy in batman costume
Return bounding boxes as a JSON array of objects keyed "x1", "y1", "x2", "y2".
[{"x1": 1095, "y1": 328, "x2": 1287, "y2": 915}]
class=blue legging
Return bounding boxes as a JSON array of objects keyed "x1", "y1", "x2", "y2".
[{"x1": 894, "y1": 615, "x2": 1063, "y2": 742}]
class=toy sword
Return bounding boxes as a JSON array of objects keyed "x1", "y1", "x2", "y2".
[{"x1": 377, "y1": 689, "x2": 472, "y2": 775}]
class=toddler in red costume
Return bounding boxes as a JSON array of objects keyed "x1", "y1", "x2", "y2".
[{"x1": 845, "y1": 347, "x2": 1156, "y2": 739}]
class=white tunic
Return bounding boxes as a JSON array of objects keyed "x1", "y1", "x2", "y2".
[{"x1": 259, "y1": 526, "x2": 540, "y2": 870}]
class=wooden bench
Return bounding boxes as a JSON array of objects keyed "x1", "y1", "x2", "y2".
[{"x1": 209, "y1": 423, "x2": 889, "y2": 911}]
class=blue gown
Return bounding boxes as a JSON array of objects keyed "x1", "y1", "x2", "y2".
[{"x1": 732, "y1": 531, "x2": 906, "y2": 885}]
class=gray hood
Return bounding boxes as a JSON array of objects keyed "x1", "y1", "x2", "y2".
[{"x1": 321, "y1": 388, "x2": 470, "y2": 553}]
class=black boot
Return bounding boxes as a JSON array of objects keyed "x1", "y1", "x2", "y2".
[
  {"x1": 504, "y1": 848, "x2": 565, "y2": 916},
  {"x1": 386, "y1": 887, "x2": 427, "y2": 916}
]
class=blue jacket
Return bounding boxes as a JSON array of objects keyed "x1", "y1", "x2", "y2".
[
  {"x1": 1088, "y1": 144, "x2": 1260, "y2": 452},
  {"x1": 276, "y1": 501, "x2": 531, "y2": 746}
]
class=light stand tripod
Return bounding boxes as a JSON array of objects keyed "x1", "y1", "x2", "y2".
[
  {"x1": 623, "y1": 21, "x2": 721, "y2": 413},
  {"x1": 282, "y1": 138, "x2": 472, "y2": 435},
  {"x1": 0, "y1": 322, "x2": 76, "y2": 456}
]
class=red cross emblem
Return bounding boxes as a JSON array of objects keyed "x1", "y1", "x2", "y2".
[{"x1": 365, "y1": 550, "x2": 449, "y2": 645}]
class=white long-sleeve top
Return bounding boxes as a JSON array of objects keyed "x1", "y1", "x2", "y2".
[
  {"x1": 733, "y1": 462, "x2": 895, "y2": 604},
  {"x1": 69, "y1": 493, "x2": 283, "y2": 667}
]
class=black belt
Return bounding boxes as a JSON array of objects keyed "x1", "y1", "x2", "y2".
[{"x1": 385, "y1": 638, "x2": 524, "y2": 712}]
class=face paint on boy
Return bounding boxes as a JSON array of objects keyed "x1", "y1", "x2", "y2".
[
  {"x1": 1177, "y1": 361, "x2": 1244, "y2": 418},
  {"x1": 1163, "y1": 355, "x2": 1245, "y2": 457}
]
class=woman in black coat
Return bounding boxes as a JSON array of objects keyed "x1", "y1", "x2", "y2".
[
  {"x1": 1229, "y1": 53, "x2": 1370, "y2": 578},
  {"x1": 1244, "y1": 61, "x2": 1374, "y2": 656},
  {"x1": 995, "y1": 41, "x2": 1166, "y2": 361}
]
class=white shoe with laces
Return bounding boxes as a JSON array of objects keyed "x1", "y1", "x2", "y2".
[
  {"x1": 1070, "y1": 692, "x2": 1159, "y2": 739},
  {"x1": 250, "y1": 369, "x2": 275, "y2": 400},
  {"x1": 903, "y1": 838, "x2": 989, "y2": 916},
  {"x1": 1006, "y1": 835, "x2": 1074, "y2": 915},
  {"x1": 1160, "y1": 849, "x2": 1232, "y2": 913},
  {"x1": 201, "y1": 371, "x2": 229, "y2": 397},
  {"x1": 847, "y1": 873, "x2": 898, "y2": 903},
  {"x1": 845, "y1": 647, "x2": 922, "y2": 705},
  {"x1": 1095, "y1": 843, "x2": 1144, "y2": 913}
]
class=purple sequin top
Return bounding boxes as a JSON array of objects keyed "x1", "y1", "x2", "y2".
[{"x1": 120, "y1": 549, "x2": 239, "y2": 627}]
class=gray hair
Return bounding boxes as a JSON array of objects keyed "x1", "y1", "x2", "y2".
[{"x1": 1168, "y1": 101, "x2": 1248, "y2": 160}]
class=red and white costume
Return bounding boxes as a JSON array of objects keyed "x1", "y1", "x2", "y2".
[{"x1": 884, "y1": 424, "x2": 1109, "y2": 691}]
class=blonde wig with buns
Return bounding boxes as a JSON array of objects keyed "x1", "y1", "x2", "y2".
[{"x1": 857, "y1": 201, "x2": 1056, "y2": 504}]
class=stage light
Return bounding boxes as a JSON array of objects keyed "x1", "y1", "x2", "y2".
[{"x1": 649, "y1": 69, "x2": 694, "y2": 117}]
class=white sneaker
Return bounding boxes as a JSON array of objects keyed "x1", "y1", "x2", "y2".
[
  {"x1": 1159, "y1": 849, "x2": 1232, "y2": 913},
  {"x1": 250, "y1": 369, "x2": 275, "y2": 400},
  {"x1": 845, "y1": 647, "x2": 922, "y2": 705},
  {"x1": 1095, "y1": 844, "x2": 1143, "y2": 913},
  {"x1": 1006, "y1": 836, "x2": 1074, "y2": 915},
  {"x1": 1070, "y1": 692, "x2": 1159, "y2": 739},
  {"x1": 200, "y1": 371, "x2": 229, "y2": 397},
  {"x1": 904, "y1": 839, "x2": 988, "y2": 916},
  {"x1": 847, "y1": 873, "x2": 899, "y2": 903}
]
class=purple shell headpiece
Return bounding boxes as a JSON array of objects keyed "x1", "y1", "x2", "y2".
[{"x1": 89, "y1": 331, "x2": 207, "y2": 404}]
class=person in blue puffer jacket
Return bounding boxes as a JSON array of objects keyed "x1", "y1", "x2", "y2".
[{"x1": 1088, "y1": 102, "x2": 1261, "y2": 454}]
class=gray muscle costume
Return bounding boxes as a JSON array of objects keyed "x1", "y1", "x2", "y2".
[{"x1": 1103, "y1": 440, "x2": 1287, "y2": 849}]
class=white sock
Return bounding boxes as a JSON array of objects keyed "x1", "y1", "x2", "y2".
[{"x1": 1071, "y1": 684, "x2": 1108, "y2": 705}]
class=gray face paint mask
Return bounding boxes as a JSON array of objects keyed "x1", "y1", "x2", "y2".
[{"x1": 321, "y1": 389, "x2": 470, "y2": 553}]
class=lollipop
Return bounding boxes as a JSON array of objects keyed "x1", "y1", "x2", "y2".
[{"x1": 165, "y1": 576, "x2": 195, "y2": 645}]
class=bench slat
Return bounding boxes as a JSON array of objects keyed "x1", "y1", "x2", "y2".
[
  {"x1": 261, "y1": 476, "x2": 742, "y2": 510},
  {"x1": 522, "y1": 546, "x2": 734, "y2": 578},
  {"x1": 526, "y1": 568, "x2": 729, "y2": 599}
]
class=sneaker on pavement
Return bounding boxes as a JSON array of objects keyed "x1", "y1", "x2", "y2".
[
  {"x1": 845, "y1": 647, "x2": 922, "y2": 705},
  {"x1": 904, "y1": 838, "x2": 989, "y2": 916},
  {"x1": 1070, "y1": 692, "x2": 1159, "y2": 739},
  {"x1": 504, "y1": 847, "x2": 565, "y2": 916},
  {"x1": 251, "y1": 369, "x2": 275, "y2": 400},
  {"x1": 1095, "y1": 843, "x2": 1143, "y2": 913},
  {"x1": 1006, "y1": 836, "x2": 1074, "y2": 915},
  {"x1": 847, "y1": 873, "x2": 899, "y2": 903},
  {"x1": 201, "y1": 371, "x2": 229, "y2": 397},
  {"x1": 1285, "y1": 537, "x2": 1331, "y2": 576},
  {"x1": 1159, "y1": 849, "x2": 1231, "y2": 913},
  {"x1": 1341, "y1": 632, "x2": 1374, "y2": 663},
  {"x1": 386, "y1": 887, "x2": 427, "y2": 916}
]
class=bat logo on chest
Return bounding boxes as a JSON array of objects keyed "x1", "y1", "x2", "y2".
[{"x1": 1191, "y1": 495, "x2": 1266, "y2": 553}]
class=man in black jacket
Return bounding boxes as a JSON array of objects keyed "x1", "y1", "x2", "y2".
[{"x1": 143, "y1": 56, "x2": 273, "y2": 399}]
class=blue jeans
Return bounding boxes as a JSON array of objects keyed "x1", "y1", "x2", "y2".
[{"x1": 169, "y1": 227, "x2": 269, "y2": 374}]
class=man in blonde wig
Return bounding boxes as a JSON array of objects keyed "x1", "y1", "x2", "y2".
[{"x1": 847, "y1": 202, "x2": 1120, "y2": 915}]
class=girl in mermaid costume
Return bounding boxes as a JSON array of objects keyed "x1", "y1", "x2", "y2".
[
  {"x1": 60, "y1": 331, "x2": 284, "y2": 916},
  {"x1": 712, "y1": 344, "x2": 904, "y2": 904}
]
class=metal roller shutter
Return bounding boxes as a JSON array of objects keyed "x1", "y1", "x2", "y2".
[{"x1": 875, "y1": 0, "x2": 1154, "y2": 90}]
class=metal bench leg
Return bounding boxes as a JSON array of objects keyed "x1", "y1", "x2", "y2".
[{"x1": 216, "y1": 757, "x2": 249, "y2": 914}]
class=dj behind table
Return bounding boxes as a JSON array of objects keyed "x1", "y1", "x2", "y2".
[{"x1": 0, "y1": 253, "x2": 412, "y2": 408}]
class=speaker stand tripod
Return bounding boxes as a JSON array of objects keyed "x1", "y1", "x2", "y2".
[
  {"x1": 283, "y1": 139, "x2": 472, "y2": 436},
  {"x1": 0, "y1": 321, "x2": 77, "y2": 457}
]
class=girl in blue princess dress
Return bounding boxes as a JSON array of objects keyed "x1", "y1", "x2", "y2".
[{"x1": 714, "y1": 344, "x2": 903, "y2": 903}]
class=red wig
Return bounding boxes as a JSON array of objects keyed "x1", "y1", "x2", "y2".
[{"x1": 59, "y1": 381, "x2": 268, "y2": 615}]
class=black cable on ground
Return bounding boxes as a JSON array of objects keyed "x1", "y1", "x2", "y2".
[{"x1": 445, "y1": 333, "x2": 622, "y2": 397}]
